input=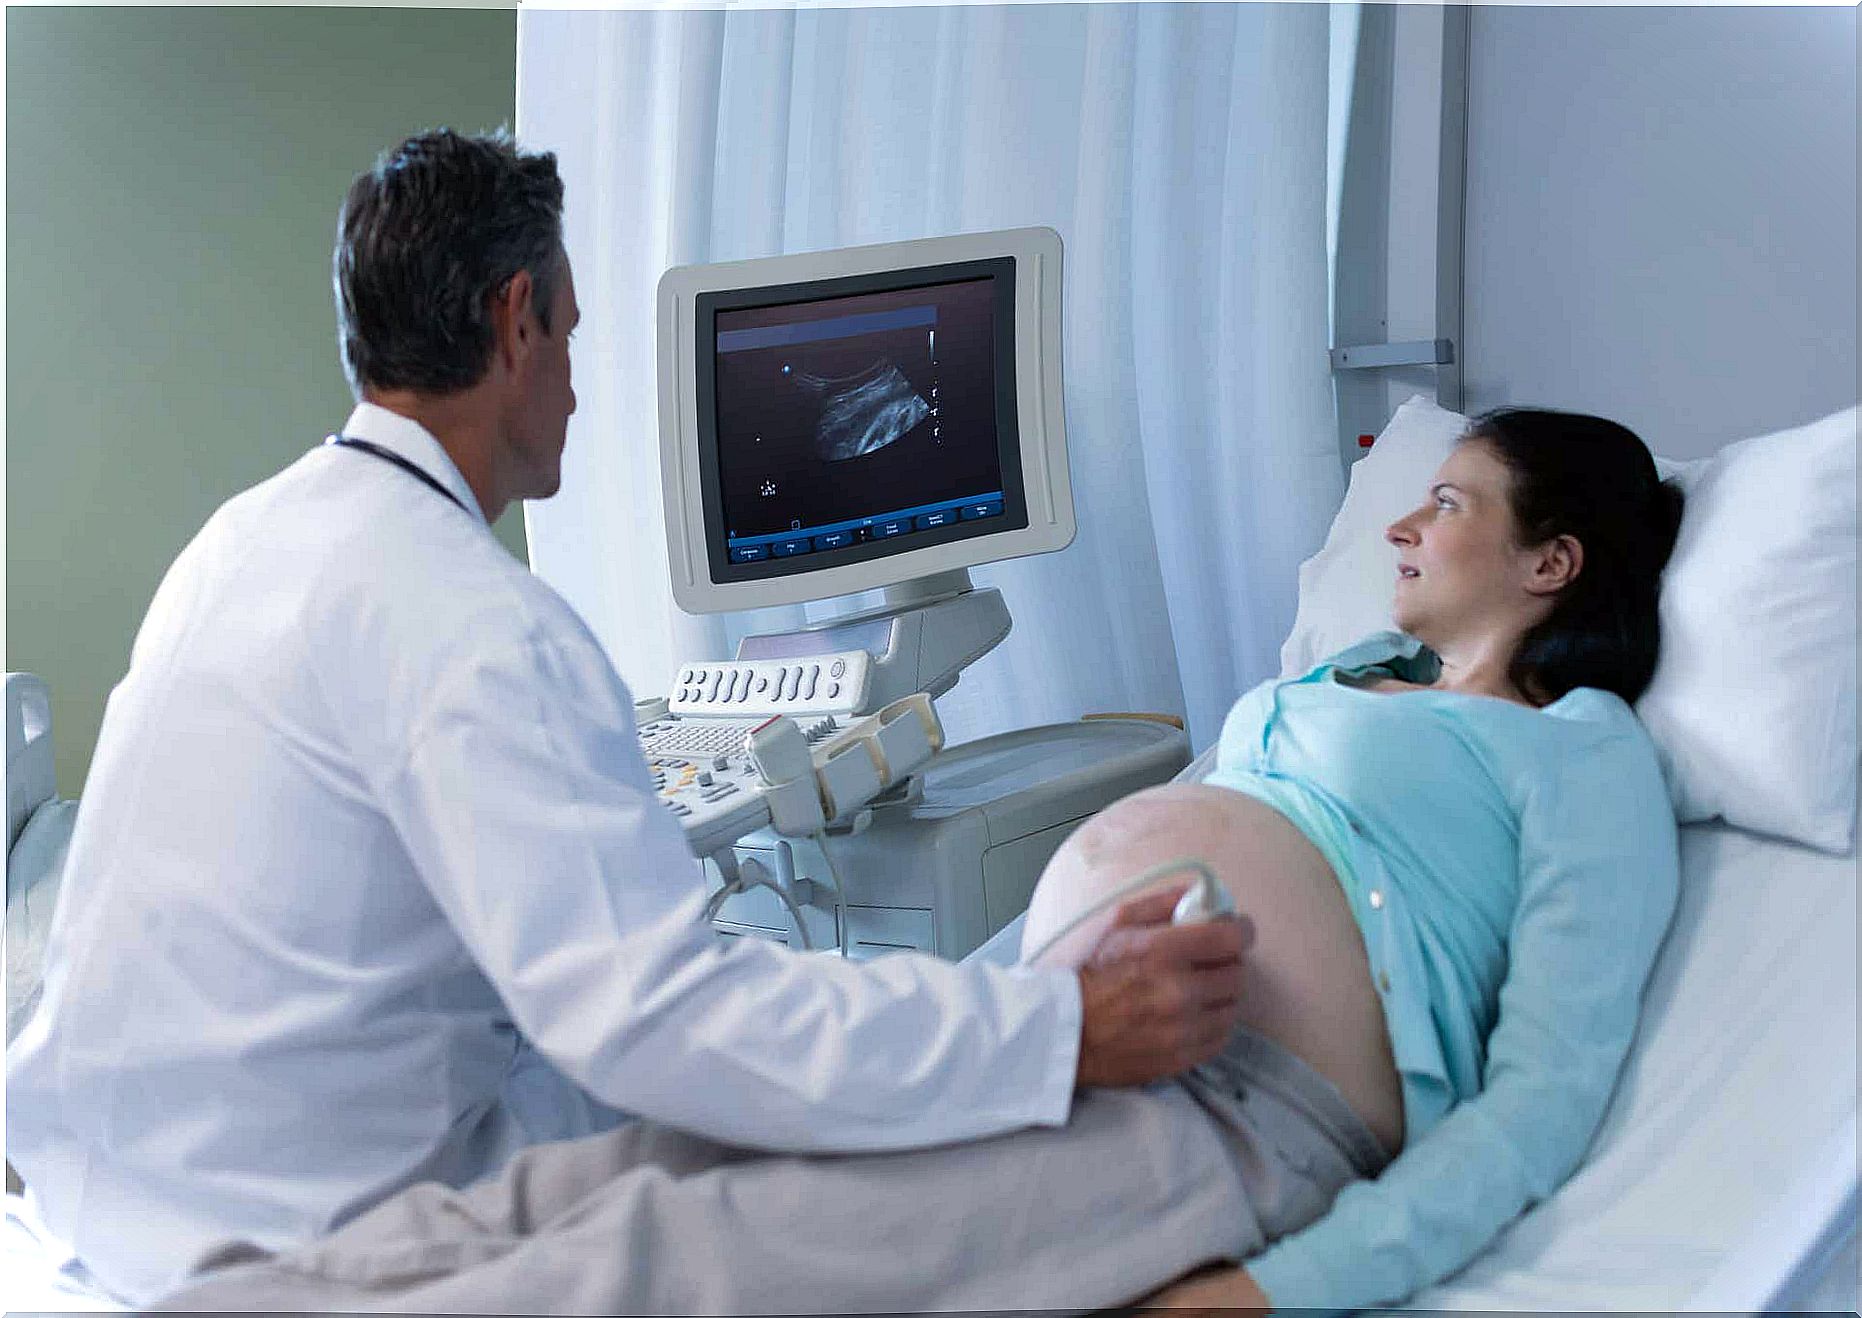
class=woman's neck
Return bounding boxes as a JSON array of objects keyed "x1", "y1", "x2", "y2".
[{"x1": 1421, "y1": 631, "x2": 1538, "y2": 705}]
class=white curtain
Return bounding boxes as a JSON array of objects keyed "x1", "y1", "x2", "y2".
[{"x1": 518, "y1": 3, "x2": 1343, "y2": 750}]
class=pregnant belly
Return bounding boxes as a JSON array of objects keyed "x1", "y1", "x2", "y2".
[{"x1": 1025, "y1": 783, "x2": 1404, "y2": 1157}]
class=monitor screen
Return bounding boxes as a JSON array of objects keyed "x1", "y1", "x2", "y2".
[{"x1": 694, "y1": 258, "x2": 1029, "y2": 584}]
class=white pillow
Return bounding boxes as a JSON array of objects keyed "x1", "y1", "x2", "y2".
[
  {"x1": 1282, "y1": 394, "x2": 1860, "y2": 855},
  {"x1": 1637, "y1": 406, "x2": 1859, "y2": 853}
]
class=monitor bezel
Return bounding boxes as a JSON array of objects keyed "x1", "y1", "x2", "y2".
[{"x1": 658, "y1": 227, "x2": 1073, "y2": 615}]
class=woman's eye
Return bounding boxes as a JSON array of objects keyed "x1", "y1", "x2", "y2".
[{"x1": 1435, "y1": 496, "x2": 1455, "y2": 510}]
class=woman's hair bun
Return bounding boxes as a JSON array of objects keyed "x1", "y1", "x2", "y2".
[{"x1": 1643, "y1": 477, "x2": 1686, "y2": 573}]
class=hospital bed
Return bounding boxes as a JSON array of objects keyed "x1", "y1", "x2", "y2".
[
  {"x1": 966, "y1": 396, "x2": 1862, "y2": 1312},
  {"x1": 6, "y1": 403, "x2": 1857, "y2": 1312},
  {"x1": 970, "y1": 749, "x2": 1861, "y2": 1312}
]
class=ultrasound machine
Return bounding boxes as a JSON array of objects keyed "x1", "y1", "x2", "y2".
[{"x1": 648, "y1": 227, "x2": 1189, "y2": 960}]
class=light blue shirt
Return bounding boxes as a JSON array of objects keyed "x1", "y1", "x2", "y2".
[{"x1": 1207, "y1": 632, "x2": 1679, "y2": 1312}]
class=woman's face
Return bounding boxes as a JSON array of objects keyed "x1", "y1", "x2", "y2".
[{"x1": 1383, "y1": 440, "x2": 1545, "y2": 645}]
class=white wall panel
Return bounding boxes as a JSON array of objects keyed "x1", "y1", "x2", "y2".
[{"x1": 1462, "y1": 6, "x2": 1857, "y2": 460}]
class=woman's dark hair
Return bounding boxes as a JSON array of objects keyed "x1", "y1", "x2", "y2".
[
  {"x1": 1462, "y1": 408, "x2": 1686, "y2": 707},
  {"x1": 335, "y1": 127, "x2": 565, "y2": 396}
]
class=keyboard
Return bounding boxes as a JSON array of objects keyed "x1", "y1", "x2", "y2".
[
  {"x1": 638, "y1": 712, "x2": 851, "y2": 857},
  {"x1": 641, "y1": 714, "x2": 845, "y2": 763},
  {"x1": 643, "y1": 718, "x2": 768, "y2": 759}
]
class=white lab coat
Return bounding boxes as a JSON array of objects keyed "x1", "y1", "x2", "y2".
[{"x1": 5, "y1": 404, "x2": 1082, "y2": 1305}]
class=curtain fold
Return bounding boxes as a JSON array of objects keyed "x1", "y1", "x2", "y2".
[{"x1": 520, "y1": 3, "x2": 1342, "y2": 751}]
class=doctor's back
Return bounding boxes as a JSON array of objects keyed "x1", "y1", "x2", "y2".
[{"x1": 4, "y1": 419, "x2": 656, "y2": 1299}]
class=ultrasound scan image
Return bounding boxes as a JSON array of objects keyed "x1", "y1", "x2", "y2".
[
  {"x1": 713, "y1": 275, "x2": 1000, "y2": 541},
  {"x1": 792, "y1": 360, "x2": 932, "y2": 462}
]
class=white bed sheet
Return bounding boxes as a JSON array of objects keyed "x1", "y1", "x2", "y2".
[{"x1": 1392, "y1": 796, "x2": 1859, "y2": 1312}]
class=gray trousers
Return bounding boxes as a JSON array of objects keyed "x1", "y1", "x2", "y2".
[{"x1": 157, "y1": 1028, "x2": 1390, "y2": 1314}]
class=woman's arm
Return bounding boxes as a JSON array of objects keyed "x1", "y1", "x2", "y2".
[
  {"x1": 1242, "y1": 714, "x2": 1681, "y2": 1312},
  {"x1": 1139, "y1": 1264, "x2": 1272, "y2": 1310}
]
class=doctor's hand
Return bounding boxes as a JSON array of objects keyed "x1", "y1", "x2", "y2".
[{"x1": 1073, "y1": 884, "x2": 1254, "y2": 1089}]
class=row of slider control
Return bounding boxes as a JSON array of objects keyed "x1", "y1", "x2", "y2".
[{"x1": 690, "y1": 665, "x2": 827, "y2": 704}]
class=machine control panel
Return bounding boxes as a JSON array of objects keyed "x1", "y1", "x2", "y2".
[
  {"x1": 637, "y1": 693, "x2": 941, "y2": 861},
  {"x1": 640, "y1": 715, "x2": 852, "y2": 858}
]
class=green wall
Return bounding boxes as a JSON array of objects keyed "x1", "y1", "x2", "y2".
[{"x1": 7, "y1": 6, "x2": 522, "y2": 795}]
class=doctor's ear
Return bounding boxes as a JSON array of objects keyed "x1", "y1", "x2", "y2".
[
  {"x1": 1524, "y1": 533, "x2": 1583, "y2": 597},
  {"x1": 489, "y1": 270, "x2": 539, "y2": 366}
]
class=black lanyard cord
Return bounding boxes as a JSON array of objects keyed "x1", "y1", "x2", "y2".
[{"x1": 325, "y1": 435, "x2": 470, "y2": 516}]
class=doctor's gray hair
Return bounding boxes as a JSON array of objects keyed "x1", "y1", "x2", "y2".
[
  {"x1": 334, "y1": 128, "x2": 565, "y2": 396},
  {"x1": 1463, "y1": 408, "x2": 1686, "y2": 707}
]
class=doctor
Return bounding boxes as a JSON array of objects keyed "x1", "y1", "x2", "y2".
[{"x1": 5, "y1": 128, "x2": 1248, "y2": 1305}]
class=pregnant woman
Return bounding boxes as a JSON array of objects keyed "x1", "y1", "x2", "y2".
[
  {"x1": 1060, "y1": 405, "x2": 1687, "y2": 1309},
  {"x1": 156, "y1": 407, "x2": 1686, "y2": 1315}
]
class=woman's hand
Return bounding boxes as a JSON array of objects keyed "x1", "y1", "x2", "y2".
[
  {"x1": 1074, "y1": 884, "x2": 1254, "y2": 1088},
  {"x1": 1138, "y1": 1263, "x2": 1272, "y2": 1312}
]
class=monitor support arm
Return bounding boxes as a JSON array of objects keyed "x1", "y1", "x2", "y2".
[{"x1": 734, "y1": 571, "x2": 1011, "y2": 714}]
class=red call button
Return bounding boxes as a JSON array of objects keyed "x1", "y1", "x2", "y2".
[{"x1": 1358, "y1": 434, "x2": 1377, "y2": 448}]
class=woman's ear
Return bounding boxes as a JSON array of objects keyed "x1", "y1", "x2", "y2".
[{"x1": 1525, "y1": 533, "x2": 1583, "y2": 597}]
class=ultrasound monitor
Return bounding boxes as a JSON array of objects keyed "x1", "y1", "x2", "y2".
[{"x1": 657, "y1": 228, "x2": 1074, "y2": 614}]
